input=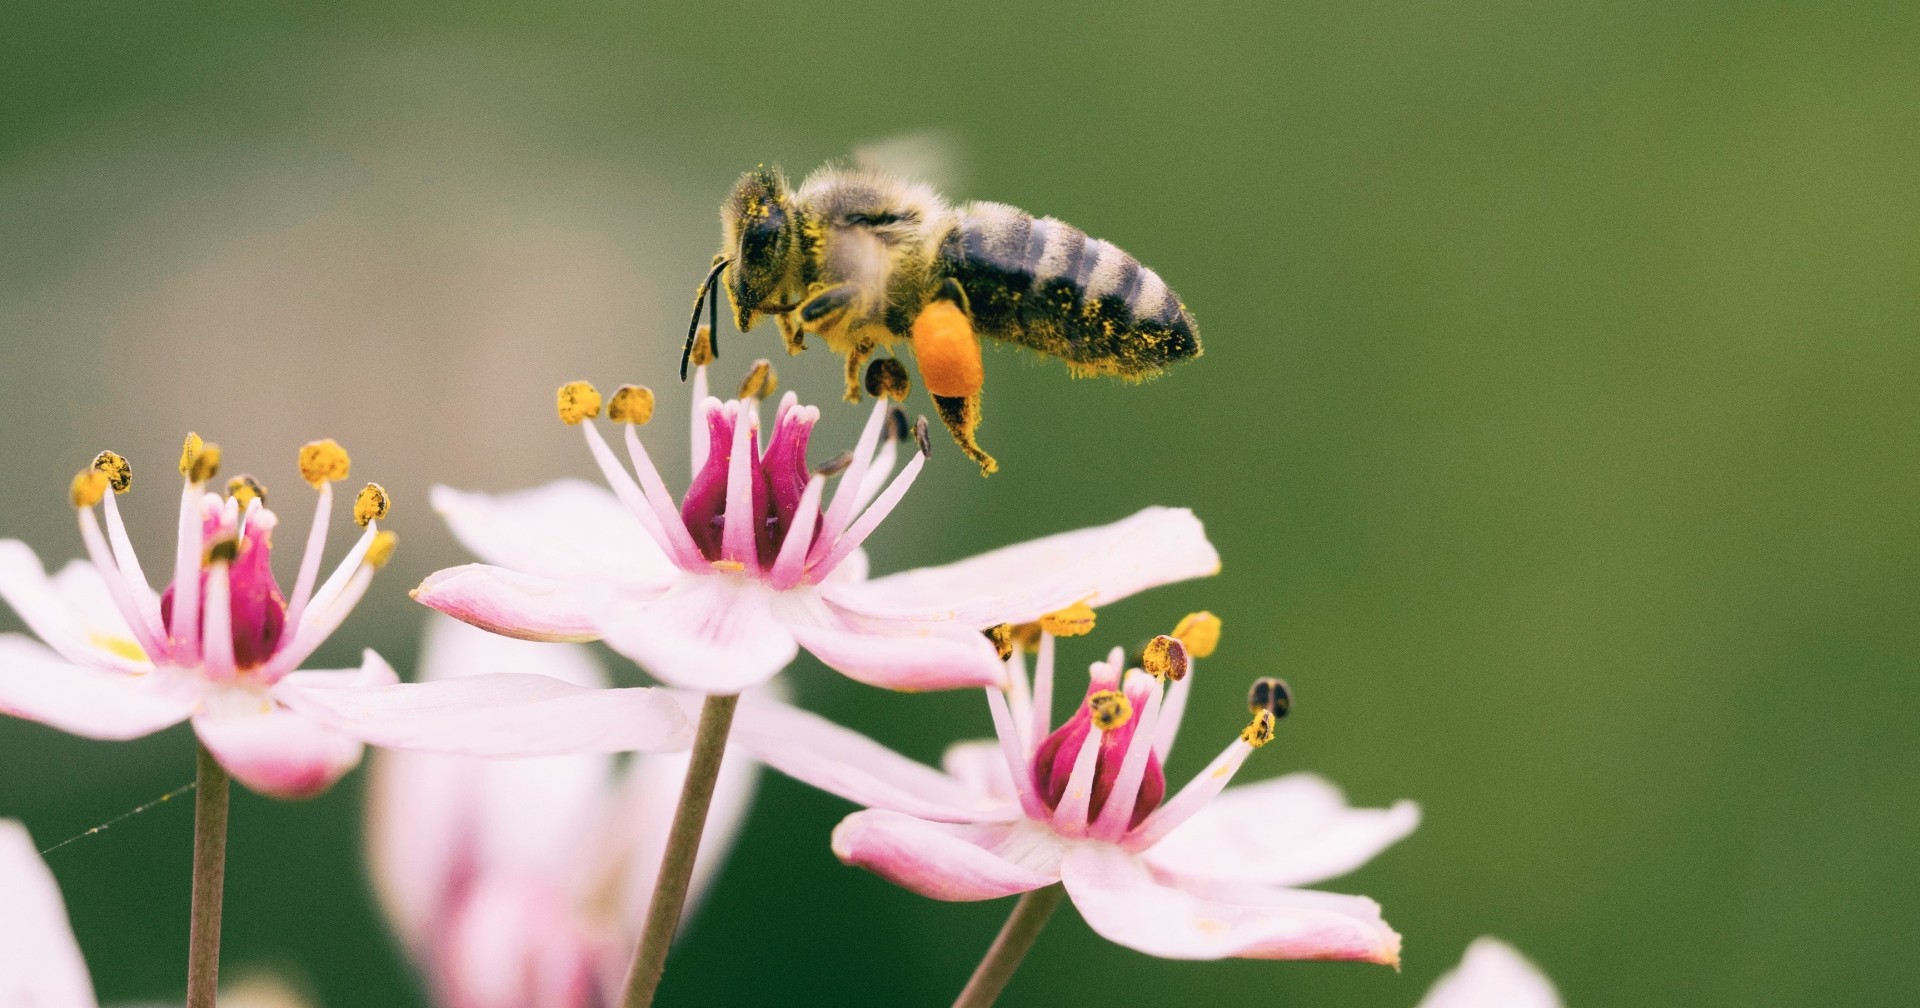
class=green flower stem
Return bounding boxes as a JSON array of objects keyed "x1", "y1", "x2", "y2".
[
  {"x1": 952, "y1": 882, "x2": 1067, "y2": 1008},
  {"x1": 186, "y1": 741, "x2": 230, "y2": 1008}
]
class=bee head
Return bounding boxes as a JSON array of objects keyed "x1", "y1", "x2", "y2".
[{"x1": 721, "y1": 166, "x2": 804, "y2": 330}]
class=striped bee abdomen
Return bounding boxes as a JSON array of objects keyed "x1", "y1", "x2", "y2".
[{"x1": 937, "y1": 201, "x2": 1200, "y2": 379}]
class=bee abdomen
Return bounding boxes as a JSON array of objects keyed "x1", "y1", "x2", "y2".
[{"x1": 941, "y1": 202, "x2": 1199, "y2": 378}]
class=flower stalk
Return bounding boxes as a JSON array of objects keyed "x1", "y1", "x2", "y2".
[
  {"x1": 186, "y1": 740, "x2": 230, "y2": 1008},
  {"x1": 620, "y1": 692, "x2": 741, "y2": 1008},
  {"x1": 952, "y1": 883, "x2": 1065, "y2": 1008}
]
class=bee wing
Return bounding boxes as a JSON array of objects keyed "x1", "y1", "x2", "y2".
[{"x1": 851, "y1": 131, "x2": 965, "y2": 193}]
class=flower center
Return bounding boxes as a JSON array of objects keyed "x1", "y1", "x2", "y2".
[
  {"x1": 680, "y1": 387, "x2": 821, "y2": 572},
  {"x1": 1031, "y1": 679, "x2": 1167, "y2": 830},
  {"x1": 160, "y1": 500, "x2": 288, "y2": 672}
]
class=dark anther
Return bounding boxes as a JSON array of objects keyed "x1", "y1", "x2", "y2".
[
  {"x1": 1247, "y1": 677, "x2": 1292, "y2": 720},
  {"x1": 913, "y1": 416, "x2": 932, "y2": 457},
  {"x1": 812, "y1": 452, "x2": 854, "y2": 478},
  {"x1": 864, "y1": 357, "x2": 911, "y2": 401}
]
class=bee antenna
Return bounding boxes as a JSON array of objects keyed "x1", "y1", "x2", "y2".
[{"x1": 681, "y1": 258, "x2": 731, "y2": 381}]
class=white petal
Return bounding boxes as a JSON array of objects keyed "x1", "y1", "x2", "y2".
[
  {"x1": 1419, "y1": 937, "x2": 1564, "y2": 1008},
  {"x1": 941, "y1": 739, "x2": 1020, "y2": 807},
  {"x1": 412, "y1": 564, "x2": 608, "y2": 643},
  {"x1": 0, "y1": 820, "x2": 99, "y2": 1008},
  {"x1": 829, "y1": 507, "x2": 1219, "y2": 626},
  {"x1": 1141, "y1": 773, "x2": 1420, "y2": 888},
  {"x1": 1060, "y1": 844, "x2": 1402, "y2": 964},
  {"x1": 0, "y1": 634, "x2": 192, "y2": 740},
  {"x1": 776, "y1": 596, "x2": 1006, "y2": 692},
  {"x1": 597, "y1": 576, "x2": 798, "y2": 693},
  {"x1": 731, "y1": 695, "x2": 1018, "y2": 823},
  {"x1": 193, "y1": 691, "x2": 369, "y2": 800},
  {"x1": 0, "y1": 543, "x2": 147, "y2": 671},
  {"x1": 431, "y1": 480, "x2": 674, "y2": 585}
]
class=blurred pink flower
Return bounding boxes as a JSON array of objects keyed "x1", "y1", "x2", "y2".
[
  {"x1": 415, "y1": 365, "x2": 1220, "y2": 695},
  {"x1": 735, "y1": 620, "x2": 1419, "y2": 965},
  {"x1": 370, "y1": 618, "x2": 758, "y2": 1008},
  {"x1": 0, "y1": 439, "x2": 691, "y2": 799},
  {"x1": 1418, "y1": 938, "x2": 1563, "y2": 1007}
]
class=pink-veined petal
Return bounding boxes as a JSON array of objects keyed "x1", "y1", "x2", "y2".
[
  {"x1": 778, "y1": 596, "x2": 1006, "y2": 692},
  {"x1": 1419, "y1": 938, "x2": 1563, "y2": 1008},
  {"x1": 412, "y1": 564, "x2": 607, "y2": 643},
  {"x1": 277, "y1": 650, "x2": 692, "y2": 758},
  {"x1": 0, "y1": 820, "x2": 98, "y2": 1008},
  {"x1": 596, "y1": 576, "x2": 796, "y2": 693},
  {"x1": 0, "y1": 634, "x2": 191, "y2": 740},
  {"x1": 431, "y1": 480, "x2": 672, "y2": 584},
  {"x1": 193, "y1": 688, "x2": 368, "y2": 800},
  {"x1": 831, "y1": 810, "x2": 1061, "y2": 902},
  {"x1": 732, "y1": 696, "x2": 1017, "y2": 822},
  {"x1": 830, "y1": 507, "x2": 1220, "y2": 627},
  {"x1": 1060, "y1": 844, "x2": 1401, "y2": 964},
  {"x1": 1142, "y1": 773, "x2": 1420, "y2": 888}
]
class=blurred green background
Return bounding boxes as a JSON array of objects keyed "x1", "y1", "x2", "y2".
[{"x1": 4, "y1": 1, "x2": 1917, "y2": 1005}]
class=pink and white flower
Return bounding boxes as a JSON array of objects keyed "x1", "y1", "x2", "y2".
[
  {"x1": 370, "y1": 617, "x2": 758, "y2": 1008},
  {"x1": 734, "y1": 617, "x2": 1420, "y2": 965},
  {"x1": 0, "y1": 437, "x2": 692, "y2": 799},
  {"x1": 1418, "y1": 938, "x2": 1563, "y2": 1007},
  {"x1": 415, "y1": 365, "x2": 1220, "y2": 695}
]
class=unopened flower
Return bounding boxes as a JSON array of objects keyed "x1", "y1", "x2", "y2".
[
  {"x1": 370, "y1": 618, "x2": 758, "y2": 1008},
  {"x1": 416, "y1": 361, "x2": 1219, "y2": 694},
  {"x1": 1418, "y1": 938, "x2": 1562, "y2": 1007},
  {"x1": 736, "y1": 615, "x2": 1419, "y2": 964},
  {"x1": 0, "y1": 437, "x2": 692, "y2": 799}
]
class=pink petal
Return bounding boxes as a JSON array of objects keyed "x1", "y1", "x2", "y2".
[
  {"x1": 828, "y1": 507, "x2": 1220, "y2": 627},
  {"x1": 438, "y1": 879, "x2": 604, "y2": 1008},
  {"x1": 431, "y1": 480, "x2": 673, "y2": 584},
  {"x1": 412, "y1": 564, "x2": 606, "y2": 643},
  {"x1": 1141, "y1": 773, "x2": 1420, "y2": 888},
  {"x1": 277, "y1": 657, "x2": 693, "y2": 758},
  {"x1": 941, "y1": 739, "x2": 1020, "y2": 807},
  {"x1": 731, "y1": 695, "x2": 1017, "y2": 822},
  {"x1": 1419, "y1": 938, "x2": 1563, "y2": 1008},
  {"x1": 831, "y1": 810, "x2": 1061, "y2": 901},
  {"x1": 0, "y1": 543, "x2": 147, "y2": 671},
  {"x1": 0, "y1": 634, "x2": 192, "y2": 740},
  {"x1": 0, "y1": 820, "x2": 99, "y2": 1008},
  {"x1": 193, "y1": 690, "x2": 369, "y2": 800},
  {"x1": 777, "y1": 596, "x2": 1006, "y2": 692},
  {"x1": 1059, "y1": 844, "x2": 1402, "y2": 964},
  {"x1": 596, "y1": 576, "x2": 797, "y2": 693}
]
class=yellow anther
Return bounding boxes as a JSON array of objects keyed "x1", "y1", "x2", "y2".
[
  {"x1": 710, "y1": 559, "x2": 747, "y2": 574},
  {"x1": 985, "y1": 624, "x2": 1015, "y2": 661},
  {"x1": 206, "y1": 537, "x2": 240, "y2": 565},
  {"x1": 609, "y1": 385, "x2": 656, "y2": 425},
  {"x1": 70, "y1": 469, "x2": 109, "y2": 509},
  {"x1": 298, "y1": 439, "x2": 351, "y2": 487},
  {"x1": 227, "y1": 474, "x2": 268, "y2": 508},
  {"x1": 1039, "y1": 602, "x2": 1096, "y2": 638},
  {"x1": 364, "y1": 530, "x2": 398, "y2": 569},
  {"x1": 690, "y1": 325, "x2": 717, "y2": 368},
  {"x1": 91, "y1": 451, "x2": 131, "y2": 494},
  {"x1": 556, "y1": 381, "x2": 603, "y2": 425},
  {"x1": 179, "y1": 433, "x2": 221, "y2": 484},
  {"x1": 1241, "y1": 709, "x2": 1277, "y2": 748},
  {"x1": 864, "y1": 357, "x2": 911, "y2": 401},
  {"x1": 1088, "y1": 689, "x2": 1133, "y2": 732},
  {"x1": 1172, "y1": 611, "x2": 1221, "y2": 659},
  {"x1": 353, "y1": 483, "x2": 391, "y2": 527},
  {"x1": 1247, "y1": 677, "x2": 1292, "y2": 721},
  {"x1": 737, "y1": 359, "x2": 778, "y2": 400},
  {"x1": 1142, "y1": 634, "x2": 1189, "y2": 682},
  {"x1": 179, "y1": 432, "x2": 203, "y2": 476}
]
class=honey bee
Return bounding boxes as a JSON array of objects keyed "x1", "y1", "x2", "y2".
[{"x1": 684, "y1": 165, "x2": 1202, "y2": 474}]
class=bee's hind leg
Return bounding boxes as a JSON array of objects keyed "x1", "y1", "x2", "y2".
[
  {"x1": 930, "y1": 392, "x2": 998, "y2": 476},
  {"x1": 842, "y1": 338, "x2": 878, "y2": 403},
  {"x1": 776, "y1": 311, "x2": 806, "y2": 355}
]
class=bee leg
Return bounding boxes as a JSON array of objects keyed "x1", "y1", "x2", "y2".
[
  {"x1": 776, "y1": 311, "x2": 806, "y2": 355},
  {"x1": 798, "y1": 283, "x2": 858, "y2": 333},
  {"x1": 842, "y1": 338, "x2": 877, "y2": 403},
  {"x1": 931, "y1": 392, "x2": 997, "y2": 476}
]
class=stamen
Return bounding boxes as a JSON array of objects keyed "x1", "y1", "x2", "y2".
[
  {"x1": 206, "y1": 537, "x2": 239, "y2": 564},
  {"x1": 808, "y1": 449, "x2": 924, "y2": 577},
  {"x1": 1029, "y1": 631, "x2": 1056, "y2": 757},
  {"x1": 719, "y1": 401, "x2": 758, "y2": 565},
  {"x1": 555, "y1": 381, "x2": 603, "y2": 425},
  {"x1": 169, "y1": 479, "x2": 204, "y2": 654},
  {"x1": 92, "y1": 451, "x2": 131, "y2": 494},
  {"x1": 985, "y1": 686, "x2": 1047, "y2": 819},
  {"x1": 364, "y1": 530, "x2": 398, "y2": 569},
  {"x1": 767, "y1": 474, "x2": 825, "y2": 589},
  {"x1": 1126, "y1": 724, "x2": 1262, "y2": 851},
  {"x1": 619, "y1": 423, "x2": 707, "y2": 568},
  {"x1": 808, "y1": 397, "x2": 892, "y2": 568},
  {"x1": 200, "y1": 558, "x2": 237, "y2": 682},
  {"x1": 353, "y1": 483, "x2": 391, "y2": 528},
  {"x1": 1088, "y1": 689, "x2": 1133, "y2": 732},
  {"x1": 1242, "y1": 710, "x2": 1277, "y2": 748},
  {"x1": 913, "y1": 415, "x2": 932, "y2": 457},
  {"x1": 1039, "y1": 602, "x2": 1096, "y2": 638},
  {"x1": 737, "y1": 359, "x2": 777, "y2": 401},
  {"x1": 74, "y1": 506, "x2": 165, "y2": 661},
  {"x1": 688, "y1": 324, "x2": 716, "y2": 368},
  {"x1": 70, "y1": 470, "x2": 108, "y2": 509},
  {"x1": 1141, "y1": 634, "x2": 1189, "y2": 682},
  {"x1": 226, "y1": 475, "x2": 267, "y2": 509},
  {"x1": 178, "y1": 432, "x2": 203, "y2": 478},
  {"x1": 297, "y1": 439, "x2": 351, "y2": 488},
  {"x1": 1049, "y1": 719, "x2": 1104, "y2": 835},
  {"x1": 1247, "y1": 676, "x2": 1292, "y2": 722},
  {"x1": 864, "y1": 358, "x2": 911, "y2": 401},
  {"x1": 179, "y1": 434, "x2": 221, "y2": 485},
  {"x1": 609, "y1": 384, "x2": 656, "y2": 425},
  {"x1": 812, "y1": 451, "x2": 853, "y2": 477},
  {"x1": 985, "y1": 624, "x2": 1016, "y2": 661},
  {"x1": 1172, "y1": 611, "x2": 1221, "y2": 658},
  {"x1": 849, "y1": 414, "x2": 902, "y2": 514},
  {"x1": 1092, "y1": 674, "x2": 1167, "y2": 839}
]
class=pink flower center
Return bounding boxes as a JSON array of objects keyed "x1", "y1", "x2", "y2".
[
  {"x1": 160, "y1": 509, "x2": 287, "y2": 672},
  {"x1": 680, "y1": 400, "x2": 819, "y2": 572},
  {"x1": 1031, "y1": 679, "x2": 1167, "y2": 830}
]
